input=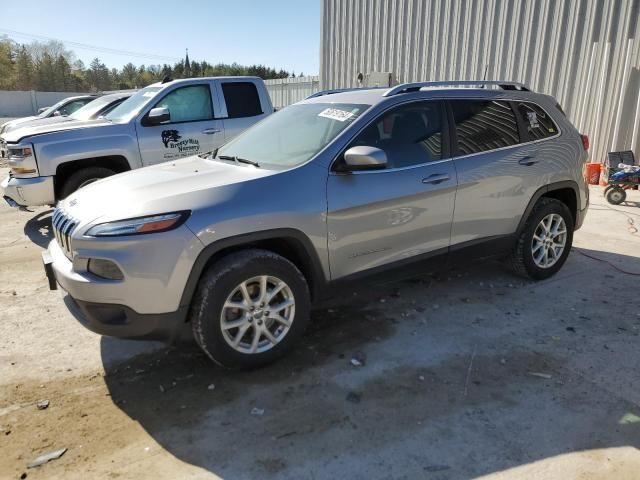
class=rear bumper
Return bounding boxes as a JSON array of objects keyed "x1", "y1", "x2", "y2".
[{"x1": 2, "y1": 174, "x2": 55, "y2": 207}]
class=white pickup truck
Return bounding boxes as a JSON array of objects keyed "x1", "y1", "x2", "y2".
[{"x1": 2, "y1": 76, "x2": 273, "y2": 207}]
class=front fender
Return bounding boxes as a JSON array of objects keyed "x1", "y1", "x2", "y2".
[{"x1": 35, "y1": 132, "x2": 142, "y2": 176}]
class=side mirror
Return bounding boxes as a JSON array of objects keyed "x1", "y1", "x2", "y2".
[
  {"x1": 146, "y1": 107, "x2": 170, "y2": 125},
  {"x1": 341, "y1": 146, "x2": 387, "y2": 171},
  {"x1": 53, "y1": 110, "x2": 61, "y2": 117}
]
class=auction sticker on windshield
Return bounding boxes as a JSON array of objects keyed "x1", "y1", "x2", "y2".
[{"x1": 318, "y1": 108, "x2": 355, "y2": 122}]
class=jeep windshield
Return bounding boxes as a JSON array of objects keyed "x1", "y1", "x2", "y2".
[
  {"x1": 105, "y1": 86, "x2": 162, "y2": 123},
  {"x1": 215, "y1": 103, "x2": 370, "y2": 168}
]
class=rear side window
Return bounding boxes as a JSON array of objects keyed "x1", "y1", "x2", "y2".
[
  {"x1": 450, "y1": 100, "x2": 519, "y2": 156},
  {"x1": 221, "y1": 82, "x2": 263, "y2": 118},
  {"x1": 516, "y1": 102, "x2": 559, "y2": 140}
]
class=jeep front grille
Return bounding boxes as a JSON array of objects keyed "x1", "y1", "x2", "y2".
[{"x1": 52, "y1": 208, "x2": 78, "y2": 260}]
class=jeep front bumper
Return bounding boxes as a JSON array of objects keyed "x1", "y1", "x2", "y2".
[{"x1": 2, "y1": 174, "x2": 55, "y2": 207}]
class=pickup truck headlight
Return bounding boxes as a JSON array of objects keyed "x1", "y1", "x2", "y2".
[
  {"x1": 85, "y1": 211, "x2": 190, "y2": 237},
  {"x1": 8, "y1": 145, "x2": 37, "y2": 174}
]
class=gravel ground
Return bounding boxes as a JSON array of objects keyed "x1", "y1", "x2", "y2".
[{"x1": 1, "y1": 173, "x2": 639, "y2": 480}]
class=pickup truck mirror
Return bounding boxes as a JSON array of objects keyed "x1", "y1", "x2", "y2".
[
  {"x1": 146, "y1": 107, "x2": 170, "y2": 125},
  {"x1": 341, "y1": 146, "x2": 387, "y2": 171}
]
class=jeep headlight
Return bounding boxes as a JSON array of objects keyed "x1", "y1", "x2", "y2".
[{"x1": 85, "y1": 211, "x2": 190, "y2": 237}]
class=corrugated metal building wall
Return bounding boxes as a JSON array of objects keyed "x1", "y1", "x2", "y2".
[{"x1": 320, "y1": 0, "x2": 640, "y2": 163}]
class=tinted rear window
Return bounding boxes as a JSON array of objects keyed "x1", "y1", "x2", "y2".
[
  {"x1": 516, "y1": 102, "x2": 559, "y2": 140},
  {"x1": 450, "y1": 100, "x2": 520, "y2": 155},
  {"x1": 222, "y1": 82, "x2": 263, "y2": 118}
]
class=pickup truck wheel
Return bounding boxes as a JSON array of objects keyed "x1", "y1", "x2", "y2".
[
  {"x1": 508, "y1": 198, "x2": 574, "y2": 280},
  {"x1": 59, "y1": 166, "x2": 116, "y2": 199},
  {"x1": 190, "y1": 249, "x2": 311, "y2": 369}
]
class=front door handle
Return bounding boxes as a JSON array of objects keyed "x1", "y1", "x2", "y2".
[
  {"x1": 518, "y1": 156, "x2": 539, "y2": 166},
  {"x1": 422, "y1": 173, "x2": 450, "y2": 185},
  {"x1": 202, "y1": 128, "x2": 221, "y2": 135}
]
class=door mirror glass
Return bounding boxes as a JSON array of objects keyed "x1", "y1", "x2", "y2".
[
  {"x1": 343, "y1": 146, "x2": 387, "y2": 171},
  {"x1": 146, "y1": 107, "x2": 171, "y2": 125}
]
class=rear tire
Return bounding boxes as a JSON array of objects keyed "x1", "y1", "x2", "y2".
[
  {"x1": 606, "y1": 187, "x2": 626, "y2": 205},
  {"x1": 508, "y1": 198, "x2": 574, "y2": 280},
  {"x1": 190, "y1": 249, "x2": 311, "y2": 369},
  {"x1": 59, "y1": 166, "x2": 115, "y2": 199}
]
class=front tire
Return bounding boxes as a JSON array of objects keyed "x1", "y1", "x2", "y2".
[
  {"x1": 190, "y1": 249, "x2": 311, "y2": 369},
  {"x1": 509, "y1": 198, "x2": 574, "y2": 280},
  {"x1": 59, "y1": 166, "x2": 116, "y2": 199}
]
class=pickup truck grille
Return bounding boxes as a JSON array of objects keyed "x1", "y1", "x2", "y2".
[{"x1": 52, "y1": 208, "x2": 78, "y2": 260}]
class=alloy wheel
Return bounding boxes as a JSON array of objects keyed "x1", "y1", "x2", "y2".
[
  {"x1": 220, "y1": 275, "x2": 295, "y2": 354},
  {"x1": 531, "y1": 213, "x2": 567, "y2": 268}
]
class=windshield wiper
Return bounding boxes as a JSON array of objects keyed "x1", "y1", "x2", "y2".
[
  {"x1": 218, "y1": 155, "x2": 260, "y2": 168},
  {"x1": 198, "y1": 148, "x2": 218, "y2": 159}
]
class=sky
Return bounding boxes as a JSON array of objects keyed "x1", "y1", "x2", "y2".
[{"x1": 0, "y1": 0, "x2": 321, "y2": 75}]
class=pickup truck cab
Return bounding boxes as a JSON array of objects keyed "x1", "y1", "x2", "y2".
[{"x1": 2, "y1": 77, "x2": 273, "y2": 207}]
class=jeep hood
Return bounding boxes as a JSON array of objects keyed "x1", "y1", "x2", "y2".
[
  {"x1": 3, "y1": 118, "x2": 112, "y2": 143},
  {"x1": 61, "y1": 156, "x2": 276, "y2": 224}
]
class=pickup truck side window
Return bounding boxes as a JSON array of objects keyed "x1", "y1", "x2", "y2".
[
  {"x1": 221, "y1": 82, "x2": 263, "y2": 118},
  {"x1": 154, "y1": 85, "x2": 213, "y2": 124},
  {"x1": 450, "y1": 100, "x2": 520, "y2": 156}
]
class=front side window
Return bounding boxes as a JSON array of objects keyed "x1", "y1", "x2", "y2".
[
  {"x1": 450, "y1": 100, "x2": 519, "y2": 156},
  {"x1": 516, "y1": 102, "x2": 559, "y2": 140},
  {"x1": 216, "y1": 102, "x2": 369, "y2": 168},
  {"x1": 347, "y1": 101, "x2": 445, "y2": 168},
  {"x1": 154, "y1": 85, "x2": 213, "y2": 123},
  {"x1": 222, "y1": 82, "x2": 262, "y2": 118}
]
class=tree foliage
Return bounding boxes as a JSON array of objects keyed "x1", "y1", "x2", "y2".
[{"x1": 0, "y1": 36, "x2": 292, "y2": 92}]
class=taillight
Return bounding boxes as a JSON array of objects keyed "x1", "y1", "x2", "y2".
[{"x1": 580, "y1": 134, "x2": 590, "y2": 151}]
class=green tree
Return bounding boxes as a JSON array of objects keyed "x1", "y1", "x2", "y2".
[
  {"x1": 14, "y1": 46, "x2": 34, "y2": 90},
  {"x1": 53, "y1": 55, "x2": 71, "y2": 91},
  {"x1": 36, "y1": 53, "x2": 56, "y2": 91},
  {"x1": 0, "y1": 38, "x2": 15, "y2": 89},
  {"x1": 86, "y1": 57, "x2": 110, "y2": 91}
]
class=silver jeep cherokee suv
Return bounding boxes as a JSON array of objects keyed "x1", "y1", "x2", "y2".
[{"x1": 44, "y1": 81, "x2": 589, "y2": 368}]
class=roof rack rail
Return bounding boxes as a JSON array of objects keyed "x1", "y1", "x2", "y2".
[
  {"x1": 306, "y1": 86, "x2": 385, "y2": 99},
  {"x1": 382, "y1": 80, "x2": 530, "y2": 97}
]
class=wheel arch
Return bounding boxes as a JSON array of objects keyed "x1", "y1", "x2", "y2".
[
  {"x1": 516, "y1": 181, "x2": 580, "y2": 235},
  {"x1": 54, "y1": 156, "x2": 131, "y2": 198},
  {"x1": 180, "y1": 229, "x2": 327, "y2": 310}
]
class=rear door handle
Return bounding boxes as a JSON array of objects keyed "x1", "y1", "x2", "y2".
[
  {"x1": 518, "y1": 156, "x2": 539, "y2": 166},
  {"x1": 422, "y1": 173, "x2": 450, "y2": 185},
  {"x1": 202, "y1": 128, "x2": 221, "y2": 135}
]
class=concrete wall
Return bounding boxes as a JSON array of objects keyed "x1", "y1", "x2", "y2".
[
  {"x1": 321, "y1": 0, "x2": 640, "y2": 163},
  {"x1": 0, "y1": 90, "x2": 88, "y2": 116}
]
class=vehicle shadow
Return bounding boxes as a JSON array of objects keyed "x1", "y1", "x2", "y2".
[
  {"x1": 24, "y1": 208, "x2": 53, "y2": 248},
  {"x1": 100, "y1": 251, "x2": 640, "y2": 479}
]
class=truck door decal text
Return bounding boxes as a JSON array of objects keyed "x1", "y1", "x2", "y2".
[{"x1": 161, "y1": 129, "x2": 200, "y2": 158}]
